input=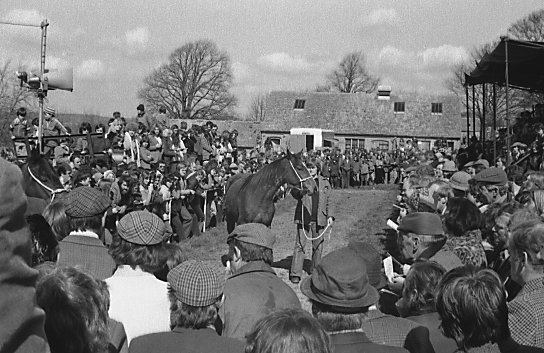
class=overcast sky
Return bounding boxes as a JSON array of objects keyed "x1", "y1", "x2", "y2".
[{"x1": 1, "y1": 0, "x2": 543, "y2": 117}]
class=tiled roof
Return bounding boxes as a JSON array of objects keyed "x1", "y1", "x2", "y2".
[{"x1": 261, "y1": 91, "x2": 464, "y2": 138}]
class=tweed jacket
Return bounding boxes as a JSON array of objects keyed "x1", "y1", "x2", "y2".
[
  {"x1": 128, "y1": 327, "x2": 244, "y2": 353},
  {"x1": 58, "y1": 232, "x2": 117, "y2": 280},
  {"x1": 456, "y1": 338, "x2": 544, "y2": 353},
  {"x1": 361, "y1": 308, "x2": 435, "y2": 353},
  {"x1": 330, "y1": 331, "x2": 409, "y2": 353},
  {"x1": 292, "y1": 175, "x2": 333, "y2": 227},
  {"x1": 220, "y1": 261, "x2": 301, "y2": 340},
  {"x1": 508, "y1": 277, "x2": 544, "y2": 348}
]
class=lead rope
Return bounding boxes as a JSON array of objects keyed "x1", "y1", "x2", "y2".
[
  {"x1": 288, "y1": 161, "x2": 333, "y2": 241},
  {"x1": 27, "y1": 166, "x2": 67, "y2": 201}
]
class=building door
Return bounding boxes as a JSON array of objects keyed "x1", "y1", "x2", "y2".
[{"x1": 306, "y1": 134, "x2": 314, "y2": 151}]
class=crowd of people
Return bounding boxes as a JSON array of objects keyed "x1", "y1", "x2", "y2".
[{"x1": 2, "y1": 101, "x2": 544, "y2": 353}]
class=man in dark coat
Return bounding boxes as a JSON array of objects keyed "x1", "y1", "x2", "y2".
[{"x1": 220, "y1": 223, "x2": 301, "y2": 340}]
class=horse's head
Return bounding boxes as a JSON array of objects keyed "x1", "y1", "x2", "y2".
[
  {"x1": 23, "y1": 148, "x2": 64, "y2": 200},
  {"x1": 284, "y1": 150, "x2": 317, "y2": 195}
]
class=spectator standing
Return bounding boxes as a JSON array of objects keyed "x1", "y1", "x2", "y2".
[
  {"x1": 155, "y1": 106, "x2": 169, "y2": 131},
  {"x1": 106, "y1": 211, "x2": 171, "y2": 343},
  {"x1": 508, "y1": 221, "x2": 544, "y2": 348},
  {"x1": 42, "y1": 106, "x2": 69, "y2": 153},
  {"x1": 301, "y1": 247, "x2": 411, "y2": 353},
  {"x1": 245, "y1": 309, "x2": 332, "y2": 353},
  {"x1": 398, "y1": 212, "x2": 463, "y2": 271},
  {"x1": 129, "y1": 260, "x2": 244, "y2": 353},
  {"x1": 221, "y1": 223, "x2": 301, "y2": 340},
  {"x1": 57, "y1": 186, "x2": 117, "y2": 280},
  {"x1": 436, "y1": 266, "x2": 544, "y2": 353}
]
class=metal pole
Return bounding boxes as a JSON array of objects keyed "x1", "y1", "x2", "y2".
[
  {"x1": 472, "y1": 85, "x2": 476, "y2": 138},
  {"x1": 482, "y1": 83, "x2": 486, "y2": 146},
  {"x1": 493, "y1": 83, "x2": 497, "y2": 162},
  {"x1": 465, "y1": 85, "x2": 470, "y2": 144},
  {"x1": 504, "y1": 37, "x2": 510, "y2": 166},
  {"x1": 38, "y1": 19, "x2": 49, "y2": 154}
]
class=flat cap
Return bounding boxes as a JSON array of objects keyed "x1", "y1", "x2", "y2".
[
  {"x1": 64, "y1": 186, "x2": 111, "y2": 218},
  {"x1": 398, "y1": 212, "x2": 444, "y2": 236},
  {"x1": 117, "y1": 211, "x2": 165, "y2": 245},
  {"x1": 511, "y1": 142, "x2": 527, "y2": 148},
  {"x1": 168, "y1": 260, "x2": 225, "y2": 307},
  {"x1": 473, "y1": 159, "x2": 490, "y2": 169},
  {"x1": 472, "y1": 167, "x2": 508, "y2": 186},
  {"x1": 227, "y1": 223, "x2": 276, "y2": 249},
  {"x1": 449, "y1": 171, "x2": 472, "y2": 191}
]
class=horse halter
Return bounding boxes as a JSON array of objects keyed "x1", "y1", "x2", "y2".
[
  {"x1": 27, "y1": 166, "x2": 67, "y2": 201},
  {"x1": 289, "y1": 160, "x2": 313, "y2": 186}
]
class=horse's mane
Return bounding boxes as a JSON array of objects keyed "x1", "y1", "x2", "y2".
[{"x1": 241, "y1": 156, "x2": 289, "y2": 189}]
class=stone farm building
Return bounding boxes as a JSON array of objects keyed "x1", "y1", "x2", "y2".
[{"x1": 260, "y1": 90, "x2": 466, "y2": 152}]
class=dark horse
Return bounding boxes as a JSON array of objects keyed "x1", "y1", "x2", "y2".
[
  {"x1": 20, "y1": 148, "x2": 67, "y2": 214},
  {"x1": 224, "y1": 150, "x2": 317, "y2": 233}
]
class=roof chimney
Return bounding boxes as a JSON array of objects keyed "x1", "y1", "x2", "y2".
[{"x1": 377, "y1": 85, "x2": 391, "y2": 100}]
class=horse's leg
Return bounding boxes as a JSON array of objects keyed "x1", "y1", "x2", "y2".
[{"x1": 226, "y1": 216, "x2": 236, "y2": 234}]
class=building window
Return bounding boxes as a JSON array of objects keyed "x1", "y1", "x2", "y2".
[
  {"x1": 394, "y1": 102, "x2": 405, "y2": 113},
  {"x1": 418, "y1": 140, "x2": 431, "y2": 151},
  {"x1": 345, "y1": 138, "x2": 365, "y2": 150},
  {"x1": 431, "y1": 103, "x2": 443, "y2": 114},
  {"x1": 293, "y1": 99, "x2": 306, "y2": 110},
  {"x1": 372, "y1": 140, "x2": 389, "y2": 150}
]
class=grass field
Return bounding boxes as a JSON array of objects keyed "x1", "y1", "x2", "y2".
[{"x1": 179, "y1": 184, "x2": 399, "y2": 310}]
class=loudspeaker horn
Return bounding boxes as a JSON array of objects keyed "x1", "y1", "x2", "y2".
[{"x1": 45, "y1": 68, "x2": 73, "y2": 92}]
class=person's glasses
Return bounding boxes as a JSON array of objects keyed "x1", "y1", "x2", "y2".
[{"x1": 486, "y1": 186, "x2": 500, "y2": 193}]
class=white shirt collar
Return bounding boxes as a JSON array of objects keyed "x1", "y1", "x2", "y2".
[{"x1": 69, "y1": 230, "x2": 99, "y2": 239}]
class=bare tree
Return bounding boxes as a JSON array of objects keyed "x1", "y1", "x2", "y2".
[
  {"x1": 138, "y1": 40, "x2": 236, "y2": 120},
  {"x1": 247, "y1": 93, "x2": 266, "y2": 122},
  {"x1": 326, "y1": 52, "x2": 380, "y2": 94},
  {"x1": 508, "y1": 8, "x2": 544, "y2": 42},
  {"x1": 0, "y1": 60, "x2": 35, "y2": 146}
]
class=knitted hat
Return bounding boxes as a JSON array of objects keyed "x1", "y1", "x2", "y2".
[
  {"x1": 64, "y1": 186, "x2": 111, "y2": 218},
  {"x1": 449, "y1": 171, "x2": 472, "y2": 191},
  {"x1": 44, "y1": 106, "x2": 55, "y2": 116},
  {"x1": 227, "y1": 223, "x2": 276, "y2": 249},
  {"x1": 301, "y1": 247, "x2": 379, "y2": 311},
  {"x1": 398, "y1": 212, "x2": 444, "y2": 236},
  {"x1": 472, "y1": 167, "x2": 508, "y2": 186},
  {"x1": 117, "y1": 211, "x2": 165, "y2": 245},
  {"x1": 167, "y1": 260, "x2": 225, "y2": 307}
]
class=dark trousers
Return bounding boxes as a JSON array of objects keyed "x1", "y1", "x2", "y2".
[
  {"x1": 290, "y1": 223, "x2": 324, "y2": 278},
  {"x1": 170, "y1": 201, "x2": 193, "y2": 241},
  {"x1": 341, "y1": 170, "x2": 350, "y2": 188}
]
